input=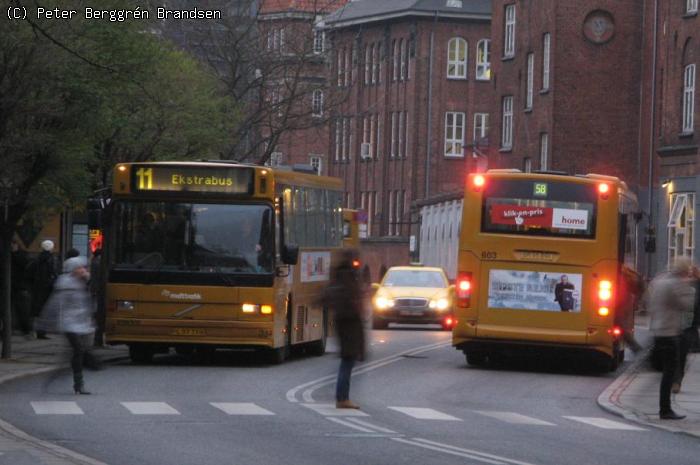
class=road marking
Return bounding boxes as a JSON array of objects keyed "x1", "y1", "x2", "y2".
[
  {"x1": 392, "y1": 438, "x2": 508, "y2": 465},
  {"x1": 408, "y1": 438, "x2": 542, "y2": 465},
  {"x1": 343, "y1": 418, "x2": 398, "y2": 434},
  {"x1": 301, "y1": 403, "x2": 369, "y2": 417},
  {"x1": 475, "y1": 411, "x2": 556, "y2": 426},
  {"x1": 326, "y1": 417, "x2": 376, "y2": 433},
  {"x1": 210, "y1": 402, "x2": 275, "y2": 416},
  {"x1": 289, "y1": 340, "x2": 450, "y2": 403},
  {"x1": 121, "y1": 402, "x2": 180, "y2": 415},
  {"x1": 30, "y1": 401, "x2": 84, "y2": 415},
  {"x1": 387, "y1": 407, "x2": 462, "y2": 421},
  {"x1": 563, "y1": 416, "x2": 646, "y2": 431}
]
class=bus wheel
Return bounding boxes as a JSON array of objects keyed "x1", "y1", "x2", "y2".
[
  {"x1": 267, "y1": 346, "x2": 288, "y2": 364},
  {"x1": 129, "y1": 344, "x2": 154, "y2": 364},
  {"x1": 465, "y1": 352, "x2": 487, "y2": 367},
  {"x1": 372, "y1": 318, "x2": 388, "y2": 330},
  {"x1": 175, "y1": 345, "x2": 195, "y2": 356}
]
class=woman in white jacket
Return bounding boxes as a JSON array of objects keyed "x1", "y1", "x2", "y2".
[{"x1": 35, "y1": 256, "x2": 95, "y2": 394}]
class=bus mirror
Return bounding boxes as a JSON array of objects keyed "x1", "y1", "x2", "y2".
[{"x1": 282, "y1": 244, "x2": 299, "y2": 265}]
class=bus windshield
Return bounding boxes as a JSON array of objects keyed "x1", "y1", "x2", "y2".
[
  {"x1": 481, "y1": 179, "x2": 597, "y2": 238},
  {"x1": 112, "y1": 201, "x2": 274, "y2": 274}
]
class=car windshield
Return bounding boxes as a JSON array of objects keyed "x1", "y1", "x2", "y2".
[
  {"x1": 383, "y1": 270, "x2": 447, "y2": 288},
  {"x1": 112, "y1": 201, "x2": 274, "y2": 274}
]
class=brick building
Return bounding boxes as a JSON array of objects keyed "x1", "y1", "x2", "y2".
[
  {"x1": 324, "y1": 0, "x2": 492, "y2": 279},
  {"x1": 258, "y1": 0, "x2": 349, "y2": 172}
]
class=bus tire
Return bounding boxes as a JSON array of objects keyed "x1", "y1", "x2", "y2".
[
  {"x1": 465, "y1": 352, "x2": 487, "y2": 367},
  {"x1": 129, "y1": 344, "x2": 154, "y2": 364},
  {"x1": 372, "y1": 318, "x2": 388, "y2": 330},
  {"x1": 175, "y1": 345, "x2": 195, "y2": 356},
  {"x1": 267, "y1": 346, "x2": 288, "y2": 364}
]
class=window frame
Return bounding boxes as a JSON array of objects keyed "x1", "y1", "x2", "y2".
[
  {"x1": 540, "y1": 133, "x2": 549, "y2": 170},
  {"x1": 473, "y1": 113, "x2": 489, "y2": 156},
  {"x1": 526, "y1": 52, "x2": 534, "y2": 109},
  {"x1": 501, "y1": 96, "x2": 514, "y2": 149},
  {"x1": 683, "y1": 63, "x2": 695, "y2": 134},
  {"x1": 311, "y1": 89, "x2": 324, "y2": 117},
  {"x1": 668, "y1": 192, "x2": 695, "y2": 266},
  {"x1": 504, "y1": 4, "x2": 516, "y2": 58},
  {"x1": 476, "y1": 39, "x2": 491, "y2": 80},
  {"x1": 688, "y1": 0, "x2": 698, "y2": 14},
  {"x1": 444, "y1": 111, "x2": 466, "y2": 158},
  {"x1": 542, "y1": 33, "x2": 551, "y2": 90},
  {"x1": 447, "y1": 37, "x2": 468, "y2": 79}
]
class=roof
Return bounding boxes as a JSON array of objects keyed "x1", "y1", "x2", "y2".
[
  {"x1": 388, "y1": 266, "x2": 447, "y2": 273},
  {"x1": 325, "y1": 0, "x2": 491, "y2": 27},
  {"x1": 259, "y1": 0, "x2": 350, "y2": 15}
]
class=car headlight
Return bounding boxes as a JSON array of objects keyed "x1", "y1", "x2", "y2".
[
  {"x1": 429, "y1": 298, "x2": 450, "y2": 311},
  {"x1": 374, "y1": 296, "x2": 394, "y2": 309}
]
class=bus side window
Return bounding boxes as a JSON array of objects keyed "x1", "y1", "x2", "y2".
[{"x1": 618, "y1": 213, "x2": 628, "y2": 265}]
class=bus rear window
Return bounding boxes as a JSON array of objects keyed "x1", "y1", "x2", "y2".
[{"x1": 481, "y1": 179, "x2": 597, "y2": 238}]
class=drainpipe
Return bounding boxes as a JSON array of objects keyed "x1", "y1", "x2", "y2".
[
  {"x1": 425, "y1": 11, "x2": 437, "y2": 199},
  {"x1": 646, "y1": 0, "x2": 659, "y2": 277}
]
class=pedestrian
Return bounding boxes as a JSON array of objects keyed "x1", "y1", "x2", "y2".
[
  {"x1": 27, "y1": 240, "x2": 58, "y2": 339},
  {"x1": 65, "y1": 248, "x2": 80, "y2": 260},
  {"x1": 674, "y1": 266, "x2": 700, "y2": 392},
  {"x1": 554, "y1": 274, "x2": 575, "y2": 311},
  {"x1": 10, "y1": 241, "x2": 32, "y2": 337},
  {"x1": 323, "y1": 248, "x2": 366, "y2": 409},
  {"x1": 648, "y1": 257, "x2": 696, "y2": 420},
  {"x1": 35, "y1": 256, "x2": 97, "y2": 395}
]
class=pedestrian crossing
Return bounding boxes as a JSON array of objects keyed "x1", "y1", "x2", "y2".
[{"x1": 25, "y1": 400, "x2": 647, "y2": 431}]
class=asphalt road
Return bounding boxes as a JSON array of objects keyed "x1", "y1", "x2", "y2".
[{"x1": 0, "y1": 326, "x2": 697, "y2": 465}]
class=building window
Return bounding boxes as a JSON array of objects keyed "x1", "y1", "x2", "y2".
[
  {"x1": 392, "y1": 40, "x2": 399, "y2": 81},
  {"x1": 391, "y1": 112, "x2": 397, "y2": 157},
  {"x1": 344, "y1": 48, "x2": 351, "y2": 87},
  {"x1": 447, "y1": 0, "x2": 463, "y2": 7},
  {"x1": 269, "y1": 152, "x2": 283, "y2": 167},
  {"x1": 309, "y1": 156, "x2": 322, "y2": 175},
  {"x1": 688, "y1": 0, "x2": 698, "y2": 14},
  {"x1": 371, "y1": 115, "x2": 377, "y2": 159},
  {"x1": 398, "y1": 112, "x2": 406, "y2": 158},
  {"x1": 311, "y1": 90, "x2": 323, "y2": 117},
  {"x1": 542, "y1": 33, "x2": 551, "y2": 90},
  {"x1": 337, "y1": 48, "x2": 343, "y2": 86},
  {"x1": 523, "y1": 157, "x2": 532, "y2": 173},
  {"x1": 364, "y1": 46, "x2": 371, "y2": 85},
  {"x1": 267, "y1": 28, "x2": 285, "y2": 52},
  {"x1": 372, "y1": 44, "x2": 379, "y2": 84},
  {"x1": 444, "y1": 112, "x2": 465, "y2": 157},
  {"x1": 476, "y1": 39, "x2": 491, "y2": 80},
  {"x1": 501, "y1": 96, "x2": 513, "y2": 149},
  {"x1": 540, "y1": 133, "x2": 549, "y2": 170},
  {"x1": 447, "y1": 38, "x2": 468, "y2": 79},
  {"x1": 335, "y1": 120, "x2": 341, "y2": 161},
  {"x1": 400, "y1": 39, "x2": 407, "y2": 80},
  {"x1": 526, "y1": 53, "x2": 534, "y2": 109},
  {"x1": 396, "y1": 190, "x2": 404, "y2": 236},
  {"x1": 71, "y1": 224, "x2": 88, "y2": 257},
  {"x1": 504, "y1": 4, "x2": 516, "y2": 58},
  {"x1": 313, "y1": 28, "x2": 325, "y2": 54},
  {"x1": 473, "y1": 113, "x2": 489, "y2": 156},
  {"x1": 683, "y1": 64, "x2": 695, "y2": 133},
  {"x1": 668, "y1": 192, "x2": 695, "y2": 266},
  {"x1": 341, "y1": 118, "x2": 348, "y2": 161}
]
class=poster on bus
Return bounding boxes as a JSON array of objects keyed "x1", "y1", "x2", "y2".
[{"x1": 487, "y1": 269, "x2": 583, "y2": 312}]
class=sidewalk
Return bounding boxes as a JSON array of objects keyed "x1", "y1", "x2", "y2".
[
  {"x1": 0, "y1": 335, "x2": 128, "y2": 465},
  {"x1": 599, "y1": 347, "x2": 700, "y2": 438}
]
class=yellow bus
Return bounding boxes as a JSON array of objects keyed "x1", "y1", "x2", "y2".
[
  {"x1": 104, "y1": 161, "x2": 344, "y2": 363},
  {"x1": 453, "y1": 170, "x2": 640, "y2": 371}
]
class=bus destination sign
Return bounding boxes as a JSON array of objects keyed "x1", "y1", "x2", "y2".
[{"x1": 132, "y1": 166, "x2": 254, "y2": 194}]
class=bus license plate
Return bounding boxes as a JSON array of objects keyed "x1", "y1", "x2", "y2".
[
  {"x1": 172, "y1": 329, "x2": 206, "y2": 336},
  {"x1": 400, "y1": 310, "x2": 423, "y2": 316}
]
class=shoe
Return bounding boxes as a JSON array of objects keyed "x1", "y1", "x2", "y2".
[
  {"x1": 659, "y1": 410, "x2": 685, "y2": 420},
  {"x1": 36, "y1": 334, "x2": 50, "y2": 340},
  {"x1": 671, "y1": 382, "x2": 681, "y2": 394},
  {"x1": 74, "y1": 387, "x2": 91, "y2": 395},
  {"x1": 336, "y1": 400, "x2": 360, "y2": 409}
]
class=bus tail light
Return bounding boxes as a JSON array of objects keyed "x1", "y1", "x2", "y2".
[
  {"x1": 598, "y1": 280, "x2": 612, "y2": 317},
  {"x1": 472, "y1": 175, "x2": 485, "y2": 192},
  {"x1": 456, "y1": 272, "x2": 472, "y2": 307},
  {"x1": 444, "y1": 317, "x2": 454, "y2": 327},
  {"x1": 261, "y1": 305, "x2": 273, "y2": 314},
  {"x1": 607, "y1": 326, "x2": 622, "y2": 337},
  {"x1": 598, "y1": 183, "x2": 610, "y2": 199}
]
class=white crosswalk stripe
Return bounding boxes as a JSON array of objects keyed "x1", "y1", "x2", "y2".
[
  {"x1": 210, "y1": 402, "x2": 275, "y2": 415},
  {"x1": 121, "y1": 402, "x2": 180, "y2": 415},
  {"x1": 301, "y1": 403, "x2": 369, "y2": 417},
  {"x1": 475, "y1": 411, "x2": 556, "y2": 426},
  {"x1": 31, "y1": 401, "x2": 84, "y2": 415},
  {"x1": 388, "y1": 407, "x2": 462, "y2": 421},
  {"x1": 563, "y1": 416, "x2": 646, "y2": 431}
]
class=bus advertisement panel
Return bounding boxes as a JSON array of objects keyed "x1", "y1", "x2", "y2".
[{"x1": 487, "y1": 269, "x2": 583, "y2": 312}]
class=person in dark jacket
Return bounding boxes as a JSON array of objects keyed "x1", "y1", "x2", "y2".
[
  {"x1": 27, "y1": 240, "x2": 58, "y2": 339},
  {"x1": 324, "y1": 249, "x2": 366, "y2": 409},
  {"x1": 10, "y1": 241, "x2": 32, "y2": 336},
  {"x1": 35, "y1": 256, "x2": 96, "y2": 394},
  {"x1": 554, "y1": 275, "x2": 575, "y2": 311}
]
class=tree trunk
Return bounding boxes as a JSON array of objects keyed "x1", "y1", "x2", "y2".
[{"x1": 1, "y1": 230, "x2": 12, "y2": 359}]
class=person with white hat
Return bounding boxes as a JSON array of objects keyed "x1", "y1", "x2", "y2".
[
  {"x1": 35, "y1": 256, "x2": 96, "y2": 394},
  {"x1": 27, "y1": 240, "x2": 58, "y2": 339}
]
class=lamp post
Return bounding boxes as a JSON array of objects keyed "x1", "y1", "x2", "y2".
[{"x1": 0, "y1": 176, "x2": 15, "y2": 359}]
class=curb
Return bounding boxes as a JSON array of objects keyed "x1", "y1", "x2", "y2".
[
  {"x1": 0, "y1": 350, "x2": 128, "y2": 465},
  {"x1": 597, "y1": 349, "x2": 700, "y2": 439}
]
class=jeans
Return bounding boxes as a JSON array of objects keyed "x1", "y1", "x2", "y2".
[
  {"x1": 655, "y1": 336, "x2": 680, "y2": 413},
  {"x1": 336, "y1": 357, "x2": 355, "y2": 402},
  {"x1": 65, "y1": 333, "x2": 86, "y2": 389}
]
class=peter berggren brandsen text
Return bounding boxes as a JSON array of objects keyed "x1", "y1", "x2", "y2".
[{"x1": 35, "y1": 6, "x2": 223, "y2": 22}]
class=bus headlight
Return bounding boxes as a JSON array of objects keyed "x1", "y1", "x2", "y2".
[
  {"x1": 374, "y1": 296, "x2": 394, "y2": 310},
  {"x1": 429, "y1": 298, "x2": 450, "y2": 311},
  {"x1": 117, "y1": 300, "x2": 135, "y2": 311}
]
